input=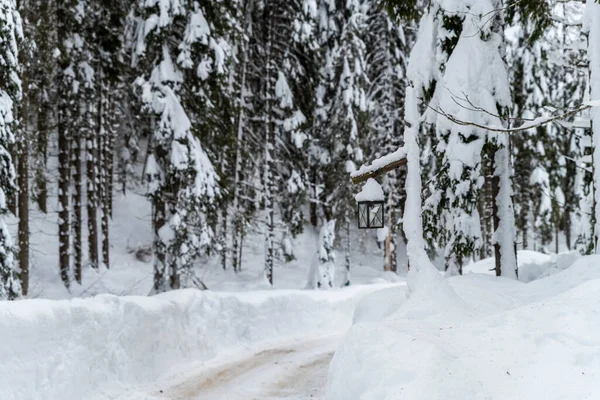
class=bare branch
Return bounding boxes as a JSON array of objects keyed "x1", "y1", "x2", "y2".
[{"x1": 426, "y1": 102, "x2": 593, "y2": 134}]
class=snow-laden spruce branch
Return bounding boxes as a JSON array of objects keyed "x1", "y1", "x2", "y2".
[{"x1": 427, "y1": 99, "x2": 600, "y2": 134}]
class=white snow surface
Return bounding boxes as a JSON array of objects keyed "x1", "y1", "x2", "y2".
[
  {"x1": 354, "y1": 178, "x2": 384, "y2": 202},
  {"x1": 463, "y1": 250, "x2": 580, "y2": 283},
  {"x1": 326, "y1": 255, "x2": 600, "y2": 400},
  {"x1": 0, "y1": 284, "x2": 396, "y2": 400}
]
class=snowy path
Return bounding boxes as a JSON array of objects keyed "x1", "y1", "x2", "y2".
[{"x1": 151, "y1": 335, "x2": 339, "y2": 400}]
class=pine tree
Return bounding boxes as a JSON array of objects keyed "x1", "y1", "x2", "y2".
[
  {"x1": 29, "y1": 0, "x2": 55, "y2": 215},
  {"x1": 250, "y1": 0, "x2": 312, "y2": 284},
  {"x1": 133, "y1": 0, "x2": 223, "y2": 292},
  {"x1": 55, "y1": 0, "x2": 81, "y2": 289},
  {"x1": 312, "y1": 0, "x2": 368, "y2": 277},
  {"x1": 365, "y1": 0, "x2": 409, "y2": 273},
  {"x1": 0, "y1": 0, "x2": 23, "y2": 299}
]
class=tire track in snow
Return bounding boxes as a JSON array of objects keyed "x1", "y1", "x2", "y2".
[{"x1": 156, "y1": 335, "x2": 339, "y2": 400}]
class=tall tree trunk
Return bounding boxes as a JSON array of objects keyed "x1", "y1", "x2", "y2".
[
  {"x1": 384, "y1": 188, "x2": 394, "y2": 271},
  {"x1": 72, "y1": 135, "x2": 83, "y2": 283},
  {"x1": 555, "y1": 222, "x2": 560, "y2": 254},
  {"x1": 101, "y1": 117, "x2": 111, "y2": 269},
  {"x1": 492, "y1": 140, "x2": 518, "y2": 279},
  {"x1": 153, "y1": 197, "x2": 166, "y2": 292},
  {"x1": 17, "y1": 114, "x2": 29, "y2": 296},
  {"x1": 58, "y1": 113, "x2": 71, "y2": 289},
  {"x1": 263, "y1": 14, "x2": 275, "y2": 286},
  {"x1": 492, "y1": 165, "x2": 501, "y2": 277},
  {"x1": 221, "y1": 207, "x2": 228, "y2": 270},
  {"x1": 265, "y1": 181, "x2": 275, "y2": 285},
  {"x1": 232, "y1": 221, "x2": 241, "y2": 273},
  {"x1": 238, "y1": 228, "x2": 245, "y2": 272},
  {"x1": 344, "y1": 216, "x2": 351, "y2": 286},
  {"x1": 230, "y1": 1, "x2": 251, "y2": 273},
  {"x1": 35, "y1": 98, "x2": 49, "y2": 214},
  {"x1": 88, "y1": 82, "x2": 100, "y2": 270},
  {"x1": 310, "y1": 168, "x2": 318, "y2": 227}
]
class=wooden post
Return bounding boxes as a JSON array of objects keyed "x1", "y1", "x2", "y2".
[{"x1": 384, "y1": 189, "x2": 393, "y2": 271}]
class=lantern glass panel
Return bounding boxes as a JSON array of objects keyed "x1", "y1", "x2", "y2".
[
  {"x1": 358, "y1": 202, "x2": 369, "y2": 229},
  {"x1": 369, "y1": 202, "x2": 384, "y2": 228},
  {"x1": 357, "y1": 201, "x2": 384, "y2": 229}
]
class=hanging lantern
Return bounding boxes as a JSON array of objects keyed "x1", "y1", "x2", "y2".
[{"x1": 355, "y1": 178, "x2": 385, "y2": 229}]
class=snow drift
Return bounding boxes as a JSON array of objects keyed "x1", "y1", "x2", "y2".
[
  {"x1": 0, "y1": 285, "x2": 393, "y2": 400},
  {"x1": 326, "y1": 256, "x2": 600, "y2": 400}
]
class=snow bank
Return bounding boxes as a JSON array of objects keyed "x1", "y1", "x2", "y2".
[
  {"x1": 326, "y1": 256, "x2": 600, "y2": 400},
  {"x1": 0, "y1": 285, "x2": 392, "y2": 400},
  {"x1": 464, "y1": 250, "x2": 580, "y2": 283}
]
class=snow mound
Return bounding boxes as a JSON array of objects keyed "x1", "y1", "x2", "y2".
[
  {"x1": 326, "y1": 255, "x2": 600, "y2": 400},
  {"x1": 352, "y1": 285, "x2": 407, "y2": 324},
  {"x1": 0, "y1": 285, "x2": 393, "y2": 400},
  {"x1": 464, "y1": 250, "x2": 581, "y2": 283}
]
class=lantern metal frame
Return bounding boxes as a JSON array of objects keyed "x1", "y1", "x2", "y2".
[{"x1": 357, "y1": 200, "x2": 385, "y2": 229}]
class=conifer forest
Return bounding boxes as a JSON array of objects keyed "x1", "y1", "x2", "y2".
[
  {"x1": 0, "y1": 0, "x2": 598, "y2": 299},
  {"x1": 5, "y1": 1, "x2": 600, "y2": 399}
]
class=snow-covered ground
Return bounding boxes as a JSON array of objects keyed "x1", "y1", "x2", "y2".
[
  {"x1": 8, "y1": 177, "x2": 597, "y2": 400},
  {"x1": 463, "y1": 249, "x2": 582, "y2": 282},
  {"x1": 133, "y1": 334, "x2": 339, "y2": 400},
  {"x1": 326, "y1": 255, "x2": 600, "y2": 400},
  {"x1": 0, "y1": 283, "x2": 397, "y2": 400}
]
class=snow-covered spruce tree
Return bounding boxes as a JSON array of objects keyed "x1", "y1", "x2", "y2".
[
  {"x1": 508, "y1": 2, "x2": 586, "y2": 253},
  {"x1": 16, "y1": 0, "x2": 35, "y2": 296},
  {"x1": 414, "y1": 1, "x2": 463, "y2": 266},
  {"x1": 0, "y1": 0, "x2": 22, "y2": 299},
  {"x1": 92, "y1": 0, "x2": 128, "y2": 270},
  {"x1": 312, "y1": 0, "x2": 368, "y2": 278},
  {"x1": 415, "y1": 2, "x2": 475, "y2": 275},
  {"x1": 71, "y1": 0, "x2": 95, "y2": 282},
  {"x1": 55, "y1": 0, "x2": 81, "y2": 289},
  {"x1": 27, "y1": 0, "x2": 55, "y2": 215},
  {"x1": 420, "y1": 0, "x2": 517, "y2": 277},
  {"x1": 225, "y1": 0, "x2": 254, "y2": 273},
  {"x1": 365, "y1": 0, "x2": 409, "y2": 272},
  {"x1": 133, "y1": 1, "x2": 223, "y2": 292},
  {"x1": 306, "y1": 219, "x2": 335, "y2": 289},
  {"x1": 250, "y1": 0, "x2": 312, "y2": 285},
  {"x1": 584, "y1": 0, "x2": 600, "y2": 253},
  {"x1": 505, "y1": 11, "x2": 550, "y2": 252}
]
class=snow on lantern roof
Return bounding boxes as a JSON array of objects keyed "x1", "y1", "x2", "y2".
[{"x1": 355, "y1": 178, "x2": 384, "y2": 202}]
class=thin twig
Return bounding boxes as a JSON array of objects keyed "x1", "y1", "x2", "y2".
[{"x1": 426, "y1": 102, "x2": 592, "y2": 134}]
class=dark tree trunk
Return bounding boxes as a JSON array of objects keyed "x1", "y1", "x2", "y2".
[
  {"x1": 36, "y1": 99, "x2": 49, "y2": 214},
  {"x1": 153, "y1": 197, "x2": 166, "y2": 292},
  {"x1": 478, "y1": 187, "x2": 487, "y2": 260},
  {"x1": 72, "y1": 135, "x2": 83, "y2": 283},
  {"x1": 237, "y1": 228, "x2": 245, "y2": 272},
  {"x1": 101, "y1": 122, "x2": 111, "y2": 269},
  {"x1": 310, "y1": 168, "x2": 318, "y2": 227},
  {"x1": 221, "y1": 207, "x2": 228, "y2": 270},
  {"x1": 344, "y1": 217, "x2": 351, "y2": 285},
  {"x1": 232, "y1": 221, "x2": 241, "y2": 273},
  {"x1": 18, "y1": 119, "x2": 29, "y2": 296},
  {"x1": 88, "y1": 79, "x2": 101, "y2": 270},
  {"x1": 492, "y1": 164, "x2": 501, "y2": 277},
  {"x1": 58, "y1": 113, "x2": 71, "y2": 288}
]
